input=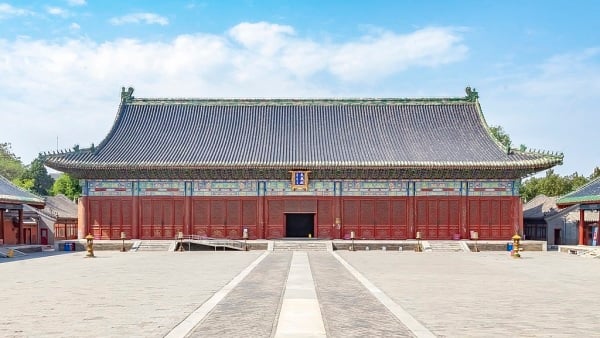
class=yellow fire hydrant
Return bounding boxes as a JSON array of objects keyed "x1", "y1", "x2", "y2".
[
  {"x1": 85, "y1": 234, "x2": 95, "y2": 258},
  {"x1": 511, "y1": 234, "x2": 521, "y2": 258}
]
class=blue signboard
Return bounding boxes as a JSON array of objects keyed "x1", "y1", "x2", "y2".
[{"x1": 295, "y1": 172, "x2": 305, "y2": 185}]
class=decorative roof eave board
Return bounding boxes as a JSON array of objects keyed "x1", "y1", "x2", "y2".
[
  {"x1": 0, "y1": 195, "x2": 46, "y2": 206},
  {"x1": 556, "y1": 196, "x2": 600, "y2": 207},
  {"x1": 45, "y1": 158, "x2": 562, "y2": 171},
  {"x1": 44, "y1": 166, "x2": 549, "y2": 181}
]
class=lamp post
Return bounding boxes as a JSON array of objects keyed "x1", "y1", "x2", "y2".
[
  {"x1": 85, "y1": 234, "x2": 95, "y2": 258},
  {"x1": 120, "y1": 231, "x2": 127, "y2": 252},
  {"x1": 243, "y1": 228, "x2": 249, "y2": 251},
  {"x1": 472, "y1": 231, "x2": 479, "y2": 252},
  {"x1": 512, "y1": 233, "x2": 521, "y2": 258},
  {"x1": 178, "y1": 231, "x2": 184, "y2": 252},
  {"x1": 415, "y1": 231, "x2": 422, "y2": 252},
  {"x1": 350, "y1": 231, "x2": 355, "y2": 251}
]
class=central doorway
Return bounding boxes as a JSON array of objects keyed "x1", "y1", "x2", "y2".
[{"x1": 285, "y1": 213, "x2": 315, "y2": 238}]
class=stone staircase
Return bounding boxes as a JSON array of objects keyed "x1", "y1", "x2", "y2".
[
  {"x1": 428, "y1": 241, "x2": 470, "y2": 252},
  {"x1": 272, "y1": 240, "x2": 332, "y2": 252},
  {"x1": 131, "y1": 240, "x2": 176, "y2": 252},
  {"x1": 579, "y1": 248, "x2": 600, "y2": 258}
]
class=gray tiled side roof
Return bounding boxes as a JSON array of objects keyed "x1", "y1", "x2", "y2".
[
  {"x1": 40, "y1": 195, "x2": 78, "y2": 219},
  {"x1": 44, "y1": 97, "x2": 562, "y2": 178},
  {"x1": 0, "y1": 175, "x2": 45, "y2": 206},
  {"x1": 523, "y1": 195, "x2": 558, "y2": 218},
  {"x1": 556, "y1": 177, "x2": 600, "y2": 206}
]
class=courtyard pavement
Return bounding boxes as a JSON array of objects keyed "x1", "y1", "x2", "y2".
[{"x1": 1, "y1": 248, "x2": 599, "y2": 337}]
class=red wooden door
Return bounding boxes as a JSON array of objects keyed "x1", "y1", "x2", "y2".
[{"x1": 40, "y1": 228, "x2": 48, "y2": 245}]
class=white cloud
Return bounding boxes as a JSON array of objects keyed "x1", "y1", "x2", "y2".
[
  {"x1": 47, "y1": 6, "x2": 69, "y2": 17},
  {"x1": 109, "y1": 13, "x2": 169, "y2": 26},
  {"x1": 482, "y1": 48, "x2": 600, "y2": 176},
  {"x1": 70, "y1": 22, "x2": 80, "y2": 30},
  {"x1": 67, "y1": 0, "x2": 86, "y2": 6},
  {"x1": 0, "y1": 3, "x2": 32, "y2": 19},
  {"x1": 0, "y1": 22, "x2": 467, "y2": 164}
]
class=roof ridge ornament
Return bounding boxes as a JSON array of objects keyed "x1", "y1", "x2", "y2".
[
  {"x1": 121, "y1": 86, "x2": 135, "y2": 103},
  {"x1": 465, "y1": 86, "x2": 479, "y2": 102}
]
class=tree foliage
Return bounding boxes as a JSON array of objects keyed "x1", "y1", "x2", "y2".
[
  {"x1": 50, "y1": 173, "x2": 81, "y2": 200},
  {"x1": 0, "y1": 142, "x2": 25, "y2": 180},
  {"x1": 18, "y1": 155, "x2": 54, "y2": 195},
  {"x1": 520, "y1": 168, "x2": 600, "y2": 202},
  {"x1": 489, "y1": 125, "x2": 512, "y2": 149}
]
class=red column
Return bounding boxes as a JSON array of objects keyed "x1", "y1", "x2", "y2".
[
  {"x1": 579, "y1": 208, "x2": 585, "y2": 245},
  {"x1": 460, "y1": 196, "x2": 468, "y2": 239},
  {"x1": 18, "y1": 209, "x2": 23, "y2": 244},
  {"x1": 184, "y1": 196, "x2": 191, "y2": 236},
  {"x1": 0, "y1": 209, "x2": 4, "y2": 243},
  {"x1": 258, "y1": 195, "x2": 265, "y2": 239},
  {"x1": 408, "y1": 196, "x2": 415, "y2": 238},
  {"x1": 516, "y1": 197, "x2": 524, "y2": 235},
  {"x1": 132, "y1": 197, "x2": 139, "y2": 239}
]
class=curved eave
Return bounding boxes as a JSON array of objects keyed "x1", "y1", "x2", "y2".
[
  {"x1": 45, "y1": 157, "x2": 562, "y2": 173},
  {"x1": 0, "y1": 196, "x2": 45, "y2": 208},
  {"x1": 557, "y1": 197, "x2": 600, "y2": 207}
]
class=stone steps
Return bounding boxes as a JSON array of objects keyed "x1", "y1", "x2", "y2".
[
  {"x1": 133, "y1": 240, "x2": 175, "y2": 252},
  {"x1": 273, "y1": 241, "x2": 330, "y2": 252},
  {"x1": 428, "y1": 241, "x2": 470, "y2": 252}
]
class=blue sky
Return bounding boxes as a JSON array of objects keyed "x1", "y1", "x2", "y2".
[{"x1": 1, "y1": 0, "x2": 599, "y2": 176}]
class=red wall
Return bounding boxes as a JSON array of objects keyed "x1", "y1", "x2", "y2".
[{"x1": 84, "y1": 195, "x2": 522, "y2": 240}]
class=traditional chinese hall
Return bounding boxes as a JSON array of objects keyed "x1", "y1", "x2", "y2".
[{"x1": 44, "y1": 87, "x2": 562, "y2": 240}]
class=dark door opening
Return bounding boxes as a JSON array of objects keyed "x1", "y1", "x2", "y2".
[
  {"x1": 554, "y1": 229, "x2": 561, "y2": 245},
  {"x1": 286, "y1": 213, "x2": 315, "y2": 238}
]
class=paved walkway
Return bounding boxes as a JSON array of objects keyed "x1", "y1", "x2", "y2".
[{"x1": 2, "y1": 250, "x2": 600, "y2": 337}]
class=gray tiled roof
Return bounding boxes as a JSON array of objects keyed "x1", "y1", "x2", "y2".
[
  {"x1": 523, "y1": 195, "x2": 558, "y2": 219},
  {"x1": 556, "y1": 177, "x2": 600, "y2": 206},
  {"x1": 39, "y1": 195, "x2": 78, "y2": 219},
  {"x1": 44, "y1": 94, "x2": 562, "y2": 179},
  {"x1": 0, "y1": 175, "x2": 45, "y2": 206}
]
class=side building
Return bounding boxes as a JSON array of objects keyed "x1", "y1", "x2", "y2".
[
  {"x1": 0, "y1": 175, "x2": 45, "y2": 245},
  {"x1": 44, "y1": 87, "x2": 562, "y2": 241}
]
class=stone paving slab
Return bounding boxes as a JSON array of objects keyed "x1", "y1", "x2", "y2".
[
  {"x1": 188, "y1": 252, "x2": 291, "y2": 338},
  {"x1": 3, "y1": 249, "x2": 600, "y2": 338},
  {"x1": 309, "y1": 252, "x2": 415, "y2": 338},
  {"x1": 0, "y1": 251, "x2": 262, "y2": 338},
  {"x1": 338, "y1": 251, "x2": 600, "y2": 338}
]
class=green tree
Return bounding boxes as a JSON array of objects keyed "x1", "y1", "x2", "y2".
[
  {"x1": 520, "y1": 169, "x2": 597, "y2": 202},
  {"x1": 0, "y1": 142, "x2": 25, "y2": 180},
  {"x1": 12, "y1": 177, "x2": 34, "y2": 191},
  {"x1": 17, "y1": 156, "x2": 54, "y2": 195},
  {"x1": 567, "y1": 172, "x2": 589, "y2": 191},
  {"x1": 590, "y1": 167, "x2": 600, "y2": 180},
  {"x1": 489, "y1": 125, "x2": 512, "y2": 149},
  {"x1": 50, "y1": 173, "x2": 81, "y2": 199}
]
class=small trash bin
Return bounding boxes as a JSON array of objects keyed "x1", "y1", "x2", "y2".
[
  {"x1": 70, "y1": 243, "x2": 76, "y2": 251},
  {"x1": 64, "y1": 243, "x2": 70, "y2": 251},
  {"x1": 506, "y1": 242, "x2": 513, "y2": 251}
]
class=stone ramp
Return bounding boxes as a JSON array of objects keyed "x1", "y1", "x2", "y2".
[
  {"x1": 309, "y1": 252, "x2": 417, "y2": 337},
  {"x1": 186, "y1": 252, "x2": 292, "y2": 337},
  {"x1": 0, "y1": 247, "x2": 27, "y2": 258}
]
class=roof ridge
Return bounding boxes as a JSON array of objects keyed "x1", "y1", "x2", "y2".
[{"x1": 120, "y1": 86, "x2": 481, "y2": 106}]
